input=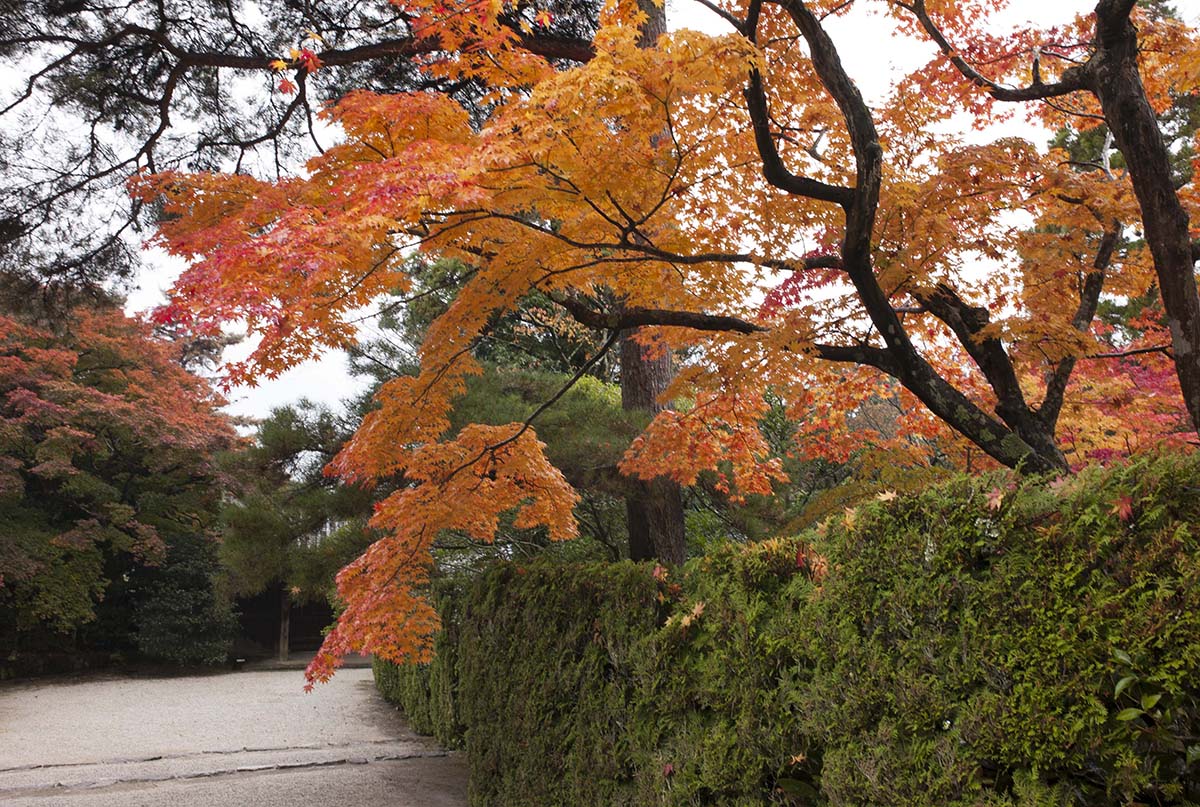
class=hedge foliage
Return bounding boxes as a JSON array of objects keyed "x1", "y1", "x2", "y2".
[
  {"x1": 373, "y1": 581, "x2": 465, "y2": 748},
  {"x1": 375, "y1": 452, "x2": 1200, "y2": 805},
  {"x1": 805, "y1": 454, "x2": 1200, "y2": 806}
]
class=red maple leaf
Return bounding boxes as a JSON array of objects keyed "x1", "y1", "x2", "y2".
[
  {"x1": 278, "y1": 77, "x2": 297, "y2": 95},
  {"x1": 297, "y1": 48, "x2": 322, "y2": 73},
  {"x1": 1111, "y1": 495, "x2": 1134, "y2": 522}
]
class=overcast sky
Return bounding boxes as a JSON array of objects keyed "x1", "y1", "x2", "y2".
[{"x1": 125, "y1": 0, "x2": 1199, "y2": 423}]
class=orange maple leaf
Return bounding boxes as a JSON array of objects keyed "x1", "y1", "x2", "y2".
[
  {"x1": 986, "y1": 487, "x2": 1005, "y2": 511},
  {"x1": 1111, "y1": 495, "x2": 1134, "y2": 522}
]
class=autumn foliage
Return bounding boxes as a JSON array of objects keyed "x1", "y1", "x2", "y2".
[
  {"x1": 133, "y1": 0, "x2": 1200, "y2": 680},
  {"x1": 0, "y1": 303, "x2": 238, "y2": 653}
]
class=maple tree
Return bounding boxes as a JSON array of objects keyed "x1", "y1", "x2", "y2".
[
  {"x1": 4, "y1": 0, "x2": 688, "y2": 565},
  {"x1": 0, "y1": 297, "x2": 239, "y2": 664},
  {"x1": 128, "y1": 0, "x2": 1200, "y2": 680}
]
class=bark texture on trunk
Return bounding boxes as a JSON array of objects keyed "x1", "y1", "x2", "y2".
[
  {"x1": 1089, "y1": 6, "x2": 1200, "y2": 435},
  {"x1": 621, "y1": 328, "x2": 685, "y2": 565}
]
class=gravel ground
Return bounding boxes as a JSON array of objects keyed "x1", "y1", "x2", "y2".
[{"x1": 0, "y1": 666, "x2": 467, "y2": 806}]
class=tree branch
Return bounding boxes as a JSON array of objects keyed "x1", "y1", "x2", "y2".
[
  {"x1": 1039, "y1": 227, "x2": 1118, "y2": 429},
  {"x1": 812, "y1": 342, "x2": 899, "y2": 373},
  {"x1": 1086, "y1": 344, "x2": 1172, "y2": 360},
  {"x1": 917, "y1": 282, "x2": 1033, "y2": 425},
  {"x1": 759, "y1": 254, "x2": 844, "y2": 273},
  {"x1": 742, "y1": 69, "x2": 854, "y2": 206},
  {"x1": 3, "y1": 24, "x2": 595, "y2": 75},
  {"x1": 551, "y1": 293, "x2": 766, "y2": 334},
  {"x1": 898, "y1": 0, "x2": 1090, "y2": 102}
]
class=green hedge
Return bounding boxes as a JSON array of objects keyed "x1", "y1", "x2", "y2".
[
  {"x1": 378, "y1": 545, "x2": 822, "y2": 805},
  {"x1": 373, "y1": 581, "x2": 465, "y2": 748},
  {"x1": 460, "y1": 562, "x2": 662, "y2": 805},
  {"x1": 375, "y1": 452, "x2": 1200, "y2": 805},
  {"x1": 628, "y1": 540, "x2": 821, "y2": 805},
  {"x1": 804, "y1": 454, "x2": 1200, "y2": 806}
]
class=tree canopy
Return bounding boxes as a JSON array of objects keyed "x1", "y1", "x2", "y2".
[
  {"x1": 52, "y1": 0, "x2": 1199, "y2": 680},
  {"x1": 0, "y1": 301, "x2": 239, "y2": 664}
]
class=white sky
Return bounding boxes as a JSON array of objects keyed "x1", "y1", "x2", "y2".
[{"x1": 124, "y1": 0, "x2": 1199, "y2": 422}]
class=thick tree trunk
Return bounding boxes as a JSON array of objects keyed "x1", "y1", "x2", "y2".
[
  {"x1": 619, "y1": 0, "x2": 685, "y2": 566},
  {"x1": 278, "y1": 590, "x2": 291, "y2": 663},
  {"x1": 1089, "y1": 6, "x2": 1200, "y2": 436},
  {"x1": 636, "y1": 0, "x2": 666, "y2": 46},
  {"x1": 621, "y1": 329, "x2": 686, "y2": 565}
]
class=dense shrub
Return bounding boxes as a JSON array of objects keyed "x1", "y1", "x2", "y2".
[
  {"x1": 459, "y1": 562, "x2": 662, "y2": 806},
  {"x1": 375, "y1": 452, "x2": 1200, "y2": 806},
  {"x1": 374, "y1": 582, "x2": 466, "y2": 747},
  {"x1": 803, "y1": 454, "x2": 1200, "y2": 806}
]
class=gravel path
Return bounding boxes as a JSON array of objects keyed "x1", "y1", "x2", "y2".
[{"x1": 0, "y1": 666, "x2": 467, "y2": 806}]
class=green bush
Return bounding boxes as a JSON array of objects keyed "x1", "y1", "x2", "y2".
[
  {"x1": 373, "y1": 580, "x2": 465, "y2": 748},
  {"x1": 801, "y1": 453, "x2": 1200, "y2": 806},
  {"x1": 375, "y1": 452, "x2": 1200, "y2": 806}
]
